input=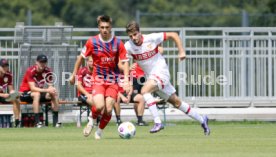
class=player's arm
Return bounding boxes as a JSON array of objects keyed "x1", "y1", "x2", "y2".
[
  {"x1": 8, "y1": 85, "x2": 15, "y2": 94},
  {"x1": 77, "y1": 81, "x2": 90, "y2": 97},
  {"x1": 118, "y1": 92, "x2": 129, "y2": 103},
  {"x1": 0, "y1": 93, "x2": 9, "y2": 98},
  {"x1": 119, "y1": 41, "x2": 132, "y2": 95},
  {"x1": 165, "y1": 32, "x2": 186, "y2": 60},
  {"x1": 69, "y1": 55, "x2": 84, "y2": 85},
  {"x1": 29, "y1": 82, "x2": 47, "y2": 93},
  {"x1": 158, "y1": 43, "x2": 164, "y2": 54},
  {"x1": 120, "y1": 60, "x2": 132, "y2": 94}
]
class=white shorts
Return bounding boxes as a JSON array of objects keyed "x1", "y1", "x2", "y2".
[{"x1": 148, "y1": 73, "x2": 176, "y2": 101}]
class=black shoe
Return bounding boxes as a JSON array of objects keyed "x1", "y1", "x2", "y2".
[
  {"x1": 136, "y1": 121, "x2": 149, "y2": 126},
  {"x1": 116, "y1": 120, "x2": 122, "y2": 126},
  {"x1": 15, "y1": 121, "x2": 21, "y2": 128}
]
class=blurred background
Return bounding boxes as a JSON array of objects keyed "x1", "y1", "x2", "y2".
[{"x1": 0, "y1": 0, "x2": 276, "y2": 27}]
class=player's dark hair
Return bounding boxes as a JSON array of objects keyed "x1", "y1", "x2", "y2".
[
  {"x1": 97, "y1": 15, "x2": 112, "y2": 25},
  {"x1": 126, "y1": 21, "x2": 140, "y2": 33}
]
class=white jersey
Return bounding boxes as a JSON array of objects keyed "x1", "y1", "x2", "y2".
[
  {"x1": 125, "y1": 32, "x2": 176, "y2": 98},
  {"x1": 124, "y1": 33, "x2": 169, "y2": 77}
]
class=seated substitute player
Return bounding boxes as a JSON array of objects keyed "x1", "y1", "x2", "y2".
[
  {"x1": 0, "y1": 59, "x2": 21, "y2": 127},
  {"x1": 125, "y1": 21, "x2": 210, "y2": 135},
  {"x1": 76, "y1": 56, "x2": 93, "y2": 106},
  {"x1": 114, "y1": 63, "x2": 148, "y2": 126},
  {"x1": 113, "y1": 82, "x2": 130, "y2": 126},
  {"x1": 19, "y1": 54, "x2": 60, "y2": 128}
]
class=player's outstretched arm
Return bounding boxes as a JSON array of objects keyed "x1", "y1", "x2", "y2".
[
  {"x1": 166, "y1": 32, "x2": 186, "y2": 60},
  {"x1": 69, "y1": 55, "x2": 84, "y2": 85}
]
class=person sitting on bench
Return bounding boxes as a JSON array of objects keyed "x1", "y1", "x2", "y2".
[
  {"x1": 76, "y1": 56, "x2": 93, "y2": 106},
  {"x1": 0, "y1": 59, "x2": 21, "y2": 127},
  {"x1": 19, "y1": 54, "x2": 60, "y2": 128}
]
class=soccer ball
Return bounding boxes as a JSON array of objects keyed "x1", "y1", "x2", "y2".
[{"x1": 118, "y1": 122, "x2": 136, "y2": 139}]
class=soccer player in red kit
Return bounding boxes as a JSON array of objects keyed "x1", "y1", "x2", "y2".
[
  {"x1": 70, "y1": 15, "x2": 131, "y2": 139},
  {"x1": 0, "y1": 59, "x2": 21, "y2": 127},
  {"x1": 19, "y1": 54, "x2": 60, "y2": 128}
]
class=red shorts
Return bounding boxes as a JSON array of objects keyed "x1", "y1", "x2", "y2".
[{"x1": 92, "y1": 83, "x2": 119, "y2": 100}]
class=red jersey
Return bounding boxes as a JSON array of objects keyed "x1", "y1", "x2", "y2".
[
  {"x1": 0, "y1": 71, "x2": 12, "y2": 93},
  {"x1": 19, "y1": 65, "x2": 52, "y2": 92},
  {"x1": 77, "y1": 66, "x2": 93, "y2": 96},
  {"x1": 130, "y1": 63, "x2": 145, "y2": 78},
  {"x1": 81, "y1": 34, "x2": 128, "y2": 83}
]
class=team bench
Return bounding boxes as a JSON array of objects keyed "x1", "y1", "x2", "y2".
[
  {"x1": 0, "y1": 99, "x2": 169, "y2": 127},
  {"x1": 0, "y1": 100, "x2": 88, "y2": 127}
]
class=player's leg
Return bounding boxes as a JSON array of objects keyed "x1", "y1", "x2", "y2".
[
  {"x1": 91, "y1": 85, "x2": 105, "y2": 122},
  {"x1": 95, "y1": 84, "x2": 118, "y2": 140},
  {"x1": 167, "y1": 92, "x2": 210, "y2": 135},
  {"x1": 114, "y1": 95, "x2": 122, "y2": 125},
  {"x1": 30, "y1": 92, "x2": 43, "y2": 127},
  {"x1": 12, "y1": 98, "x2": 21, "y2": 127},
  {"x1": 141, "y1": 79, "x2": 164, "y2": 133},
  {"x1": 133, "y1": 94, "x2": 147, "y2": 126},
  {"x1": 132, "y1": 77, "x2": 147, "y2": 126},
  {"x1": 83, "y1": 85, "x2": 105, "y2": 137},
  {"x1": 45, "y1": 90, "x2": 60, "y2": 127}
]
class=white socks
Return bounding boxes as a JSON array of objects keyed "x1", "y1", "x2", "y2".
[
  {"x1": 87, "y1": 117, "x2": 93, "y2": 126},
  {"x1": 143, "y1": 93, "x2": 161, "y2": 124},
  {"x1": 178, "y1": 101, "x2": 204, "y2": 123},
  {"x1": 96, "y1": 128, "x2": 103, "y2": 135}
]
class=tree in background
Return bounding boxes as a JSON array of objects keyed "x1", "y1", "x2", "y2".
[{"x1": 0, "y1": 0, "x2": 276, "y2": 27}]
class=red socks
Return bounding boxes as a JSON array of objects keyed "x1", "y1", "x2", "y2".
[{"x1": 99, "y1": 113, "x2": 112, "y2": 129}]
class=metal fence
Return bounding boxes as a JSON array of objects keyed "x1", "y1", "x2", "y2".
[{"x1": 1, "y1": 26, "x2": 276, "y2": 107}]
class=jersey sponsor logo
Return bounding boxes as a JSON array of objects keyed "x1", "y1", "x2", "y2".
[
  {"x1": 132, "y1": 50, "x2": 158, "y2": 60},
  {"x1": 101, "y1": 57, "x2": 115, "y2": 64}
]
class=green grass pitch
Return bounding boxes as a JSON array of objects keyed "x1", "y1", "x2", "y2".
[{"x1": 0, "y1": 121, "x2": 276, "y2": 157}]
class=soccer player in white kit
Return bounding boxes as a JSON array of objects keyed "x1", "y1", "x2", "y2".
[{"x1": 124, "y1": 21, "x2": 210, "y2": 135}]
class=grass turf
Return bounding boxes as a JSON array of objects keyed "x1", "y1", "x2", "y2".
[{"x1": 0, "y1": 121, "x2": 276, "y2": 157}]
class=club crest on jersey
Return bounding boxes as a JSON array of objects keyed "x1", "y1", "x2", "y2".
[
  {"x1": 92, "y1": 90, "x2": 96, "y2": 94},
  {"x1": 147, "y1": 44, "x2": 153, "y2": 49},
  {"x1": 4, "y1": 77, "x2": 8, "y2": 83},
  {"x1": 98, "y1": 47, "x2": 104, "y2": 51},
  {"x1": 42, "y1": 73, "x2": 47, "y2": 78},
  {"x1": 112, "y1": 45, "x2": 117, "y2": 52}
]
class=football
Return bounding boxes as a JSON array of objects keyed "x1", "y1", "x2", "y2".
[{"x1": 118, "y1": 122, "x2": 136, "y2": 139}]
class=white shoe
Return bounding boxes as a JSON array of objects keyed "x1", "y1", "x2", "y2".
[
  {"x1": 55, "y1": 122, "x2": 62, "y2": 128},
  {"x1": 36, "y1": 122, "x2": 43, "y2": 128},
  {"x1": 94, "y1": 131, "x2": 102, "y2": 140},
  {"x1": 83, "y1": 118, "x2": 94, "y2": 137}
]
